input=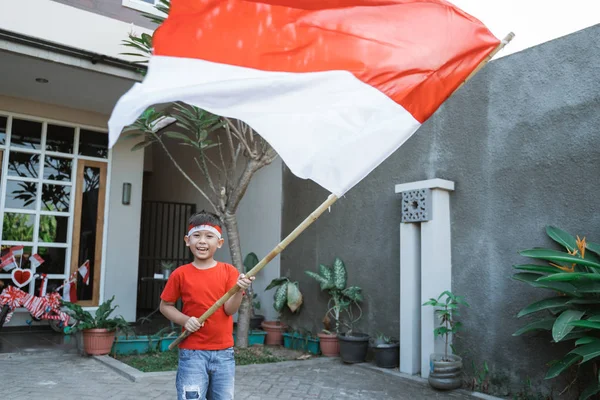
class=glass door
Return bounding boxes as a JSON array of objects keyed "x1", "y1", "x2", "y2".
[{"x1": 70, "y1": 159, "x2": 106, "y2": 306}]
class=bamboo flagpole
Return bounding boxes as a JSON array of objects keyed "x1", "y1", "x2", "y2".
[
  {"x1": 168, "y1": 32, "x2": 515, "y2": 350},
  {"x1": 169, "y1": 194, "x2": 339, "y2": 349}
]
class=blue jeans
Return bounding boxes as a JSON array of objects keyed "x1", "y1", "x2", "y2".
[{"x1": 176, "y1": 348, "x2": 235, "y2": 400}]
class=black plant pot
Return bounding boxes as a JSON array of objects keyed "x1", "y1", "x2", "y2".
[
  {"x1": 250, "y1": 315, "x2": 265, "y2": 330},
  {"x1": 338, "y1": 332, "x2": 369, "y2": 363},
  {"x1": 372, "y1": 342, "x2": 399, "y2": 368}
]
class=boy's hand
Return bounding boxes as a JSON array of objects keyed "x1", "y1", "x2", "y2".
[
  {"x1": 237, "y1": 274, "x2": 255, "y2": 290},
  {"x1": 184, "y1": 317, "x2": 204, "y2": 333}
]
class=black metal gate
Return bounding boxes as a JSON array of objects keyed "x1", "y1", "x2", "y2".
[{"x1": 137, "y1": 201, "x2": 196, "y2": 313}]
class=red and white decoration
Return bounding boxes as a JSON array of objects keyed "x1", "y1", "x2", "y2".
[
  {"x1": 11, "y1": 267, "x2": 34, "y2": 288},
  {"x1": 109, "y1": 0, "x2": 500, "y2": 196},
  {"x1": 1, "y1": 253, "x2": 17, "y2": 272},
  {"x1": 187, "y1": 224, "x2": 222, "y2": 239},
  {"x1": 29, "y1": 253, "x2": 45, "y2": 270},
  {"x1": 38, "y1": 273, "x2": 48, "y2": 297},
  {"x1": 78, "y1": 260, "x2": 90, "y2": 285}
]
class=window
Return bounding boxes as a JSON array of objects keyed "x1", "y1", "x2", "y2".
[
  {"x1": 122, "y1": 0, "x2": 167, "y2": 17},
  {"x1": 0, "y1": 113, "x2": 109, "y2": 306}
]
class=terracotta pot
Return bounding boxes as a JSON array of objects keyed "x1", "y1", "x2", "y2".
[
  {"x1": 260, "y1": 321, "x2": 286, "y2": 345},
  {"x1": 318, "y1": 332, "x2": 339, "y2": 357},
  {"x1": 82, "y1": 328, "x2": 116, "y2": 355}
]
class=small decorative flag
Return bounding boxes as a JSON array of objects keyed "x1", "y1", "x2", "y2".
[
  {"x1": 10, "y1": 245, "x2": 24, "y2": 257},
  {"x1": 29, "y1": 254, "x2": 45, "y2": 270},
  {"x1": 78, "y1": 260, "x2": 90, "y2": 285},
  {"x1": 1, "y1": 253, "x2": 17, "y2": 272},
  {"x1": 62, "y1": 280, "x2": 77, "y2": 303},
  {"x1": 108, "y1": 0, "x2": 502, "y2": 196},
  {"x1": 38, "y1": 273, "x2": 48, "y2": 297}
]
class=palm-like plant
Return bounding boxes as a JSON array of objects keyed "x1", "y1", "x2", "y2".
[
  {"x1": 513, "y1": 226, "x2": 600, "y2": 399},
  {"x1": 305, "y1": 257, "x2": 363, "y2": 334}
]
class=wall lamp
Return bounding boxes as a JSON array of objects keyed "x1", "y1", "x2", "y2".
[{"x1": 122, "y1": 183, "x2": 132, "y2": 205}]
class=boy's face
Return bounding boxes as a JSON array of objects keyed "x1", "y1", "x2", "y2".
[{"x1": 185, "y1": 229, "x2": 224, "y2": 261}]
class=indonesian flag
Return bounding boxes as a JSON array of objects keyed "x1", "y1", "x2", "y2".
[
  {"x1": 10, "y1": 245, "x2": 24, "y2": 257},
  {"x1": 108, "y1": 0, "x2": 502, "y2": 196},
  {"x1": 29, "y1": 254, "x2": 45, "y2": 269},
  {"x1": 62, "y1": 280, "x2": 77, "y2": 303},
  {"x1": 78, "y1": 260, "x2": 90, "y2": 285},
  {"x1": 1, "y1": 253, "x2": 17, "y2": 272}
]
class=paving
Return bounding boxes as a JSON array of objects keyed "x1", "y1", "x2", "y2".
[
  {"x1": 0, "y1": 351, "x2": 499, "y2": 400},
  {"x1": 0, "y1": 329, "x2": 498, "y2": 400}
]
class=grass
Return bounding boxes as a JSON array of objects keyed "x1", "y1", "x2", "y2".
[{"x1": 114, "y1": 347, "x2": 285, "y2": 372}]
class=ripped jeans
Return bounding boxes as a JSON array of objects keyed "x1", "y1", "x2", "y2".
[{"x1": 176, "y1": 348, "x2": 235, "y2": 400}]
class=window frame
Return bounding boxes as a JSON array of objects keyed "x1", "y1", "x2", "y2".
[{"x1": 0, "y1": 111, "x2": 111, "y2": 307}]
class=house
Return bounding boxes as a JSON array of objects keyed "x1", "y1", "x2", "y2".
[{"x1": 0, "y1": 0, "x2": 283, "y2": 327}]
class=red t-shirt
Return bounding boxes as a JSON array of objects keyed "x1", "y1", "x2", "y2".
[{"x1": 160, "y1": 262, "x2": 239, "y2": 350}]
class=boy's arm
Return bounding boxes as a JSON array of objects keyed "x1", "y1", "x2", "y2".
[
  {"x1": 224, "y1": 273, "x2": 255, "y2": 316},
  {"x1": 160, "y1": 300, "x2": 203, "y2": 332}
]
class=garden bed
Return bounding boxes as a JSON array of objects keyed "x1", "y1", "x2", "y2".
[{"x1": 112, "y1": 345, "x2": 313, "y2": 372}]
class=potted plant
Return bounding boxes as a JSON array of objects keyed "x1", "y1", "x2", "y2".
[
  {"x1": 422, "y1": 290, "x2": 469, "y2": 390},
  {"x1": 371, "y1": 332, "x2": 399, "y2": 368},
  {"x1": 306, "y1": 257, "x2": 366, "y2": 362},
  {"x1": 244, "y1": 252, "x2": 265, "y2": 330},
  {"x1": 62, "y1": 295, "x2": 132, "y2": 356},
  {"x1": 282, "y1": 327, "x2": 320, "y2": 355},
  {"x1": 160, "y1": 261, "x2": 175, "y2": 279},
  {"x1": 112, "y1": 326, "x2": 178, "y2": 355},
  {"x1": 261, "y1": 277, "x2": 303, "y2": 345}
]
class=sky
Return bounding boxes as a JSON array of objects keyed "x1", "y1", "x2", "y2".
[{"x1": 450, "y1": 0, "x2": 600, "y2": 58}]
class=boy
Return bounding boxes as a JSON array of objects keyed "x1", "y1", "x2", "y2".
[{"x1": 160, "y1": 211, "x2": 254, "y2": 400}]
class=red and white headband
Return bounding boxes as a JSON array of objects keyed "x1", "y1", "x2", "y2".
[{"x1": 187, "y1": 224, "x2": 222, "y2": 239}]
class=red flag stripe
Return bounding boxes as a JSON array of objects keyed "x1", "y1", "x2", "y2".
[{"x1": 154, "y1": 0, "x2": 500, "y2": 123}]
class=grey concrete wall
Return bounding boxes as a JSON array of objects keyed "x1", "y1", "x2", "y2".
[
  {"x1": 51, "y1": 0, "x2": 156, "y2": 29},
  {"x1": 281, "y1": 24, "x2": 600, "y2": 396}
]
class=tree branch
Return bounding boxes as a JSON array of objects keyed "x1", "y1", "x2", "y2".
[
  {"x1": 194, "y1": 154, "x2": 217, "y2": 195},
  {"x1": 226, "y1": 159, "x2": 260, "y2": 213},
  {"x1": 152, "y1": 133, "x2": 218, "y2": 212},
  {"x1": 226, "y1": 119, "x2": 254, "y2": 158}
]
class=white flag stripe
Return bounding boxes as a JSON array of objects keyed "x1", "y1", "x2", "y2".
[{"x1": 109, "y1": 56, "x2": 421, "y2": 196}]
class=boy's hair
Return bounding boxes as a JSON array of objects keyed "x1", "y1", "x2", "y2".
[{"x1": 187, "y1": 210, "x2": 222, "y2": 230}]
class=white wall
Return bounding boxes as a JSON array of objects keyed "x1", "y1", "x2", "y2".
[
  {"x1": 103, "y1": 139, "x2": 145, "y2": 322},
  {"x1": 236, "y1": 158, "x2": 282, "y2": 321},
  {"x1": 0, "y1": 0, "x2": 153, "y2": 61}
]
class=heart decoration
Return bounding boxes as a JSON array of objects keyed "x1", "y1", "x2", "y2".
[{"x1": 11, "y1": 268, "x2": 34, "y2": 288}]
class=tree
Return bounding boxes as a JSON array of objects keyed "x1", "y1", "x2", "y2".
[{"x1": 121, "y1": 0, "x2": 278, "y2": 347}]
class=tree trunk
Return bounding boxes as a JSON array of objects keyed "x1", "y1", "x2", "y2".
[{"x1": 223, "y1": 211, "x2": 251, "y2": 348}]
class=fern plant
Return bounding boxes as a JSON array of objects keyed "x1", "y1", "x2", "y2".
[
  {"x1": 62, "y1": 296, "x2": 133, "y2": 335},
  {"x1": 305, "y1": 257, "x2": 364, "y2": 335}
]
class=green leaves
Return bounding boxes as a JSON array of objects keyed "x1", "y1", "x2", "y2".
[
  {"x1": 273, "y1": 281, "x2": 288, "y2": 313},
  {"x1": 286, "y1": 282, "x2": 303, "y2": 312},
  {"x1": 519, "y1": 249, "x2": 600, "y2": 270},
  {"x1": 553, "y1": 310, "x2": 585, "y2": 342},
  {"x1": 570, "y1": 342, "x2": 600, "y2": 363},
  {"x1": 513, "y1": 318, "x2": 555, "y2": 336},
  {"x1": 243, "y1": 252, "x2": 259, "y2": 273},
  {"x1": 545, "y1": 353, "x2": 582, "y2": 379},
  {"x1": 516, "y1": 297, "x2": 571, "y2": 318},
  {"x1": 318, "y1": 264, "x2": 334, "y2": 290},
  {"x1": 266, "y1": 277, "x2": 303, "y2": 314},
  {"x1": 332, "y1": 257, "x2": 347, "y2": 290},
  {"x1": 546, "y1": 225, "x2": 578, "y2": 252},
  {"x1": 305, "y1": 257, "x2": 363, "y2": 333}
]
